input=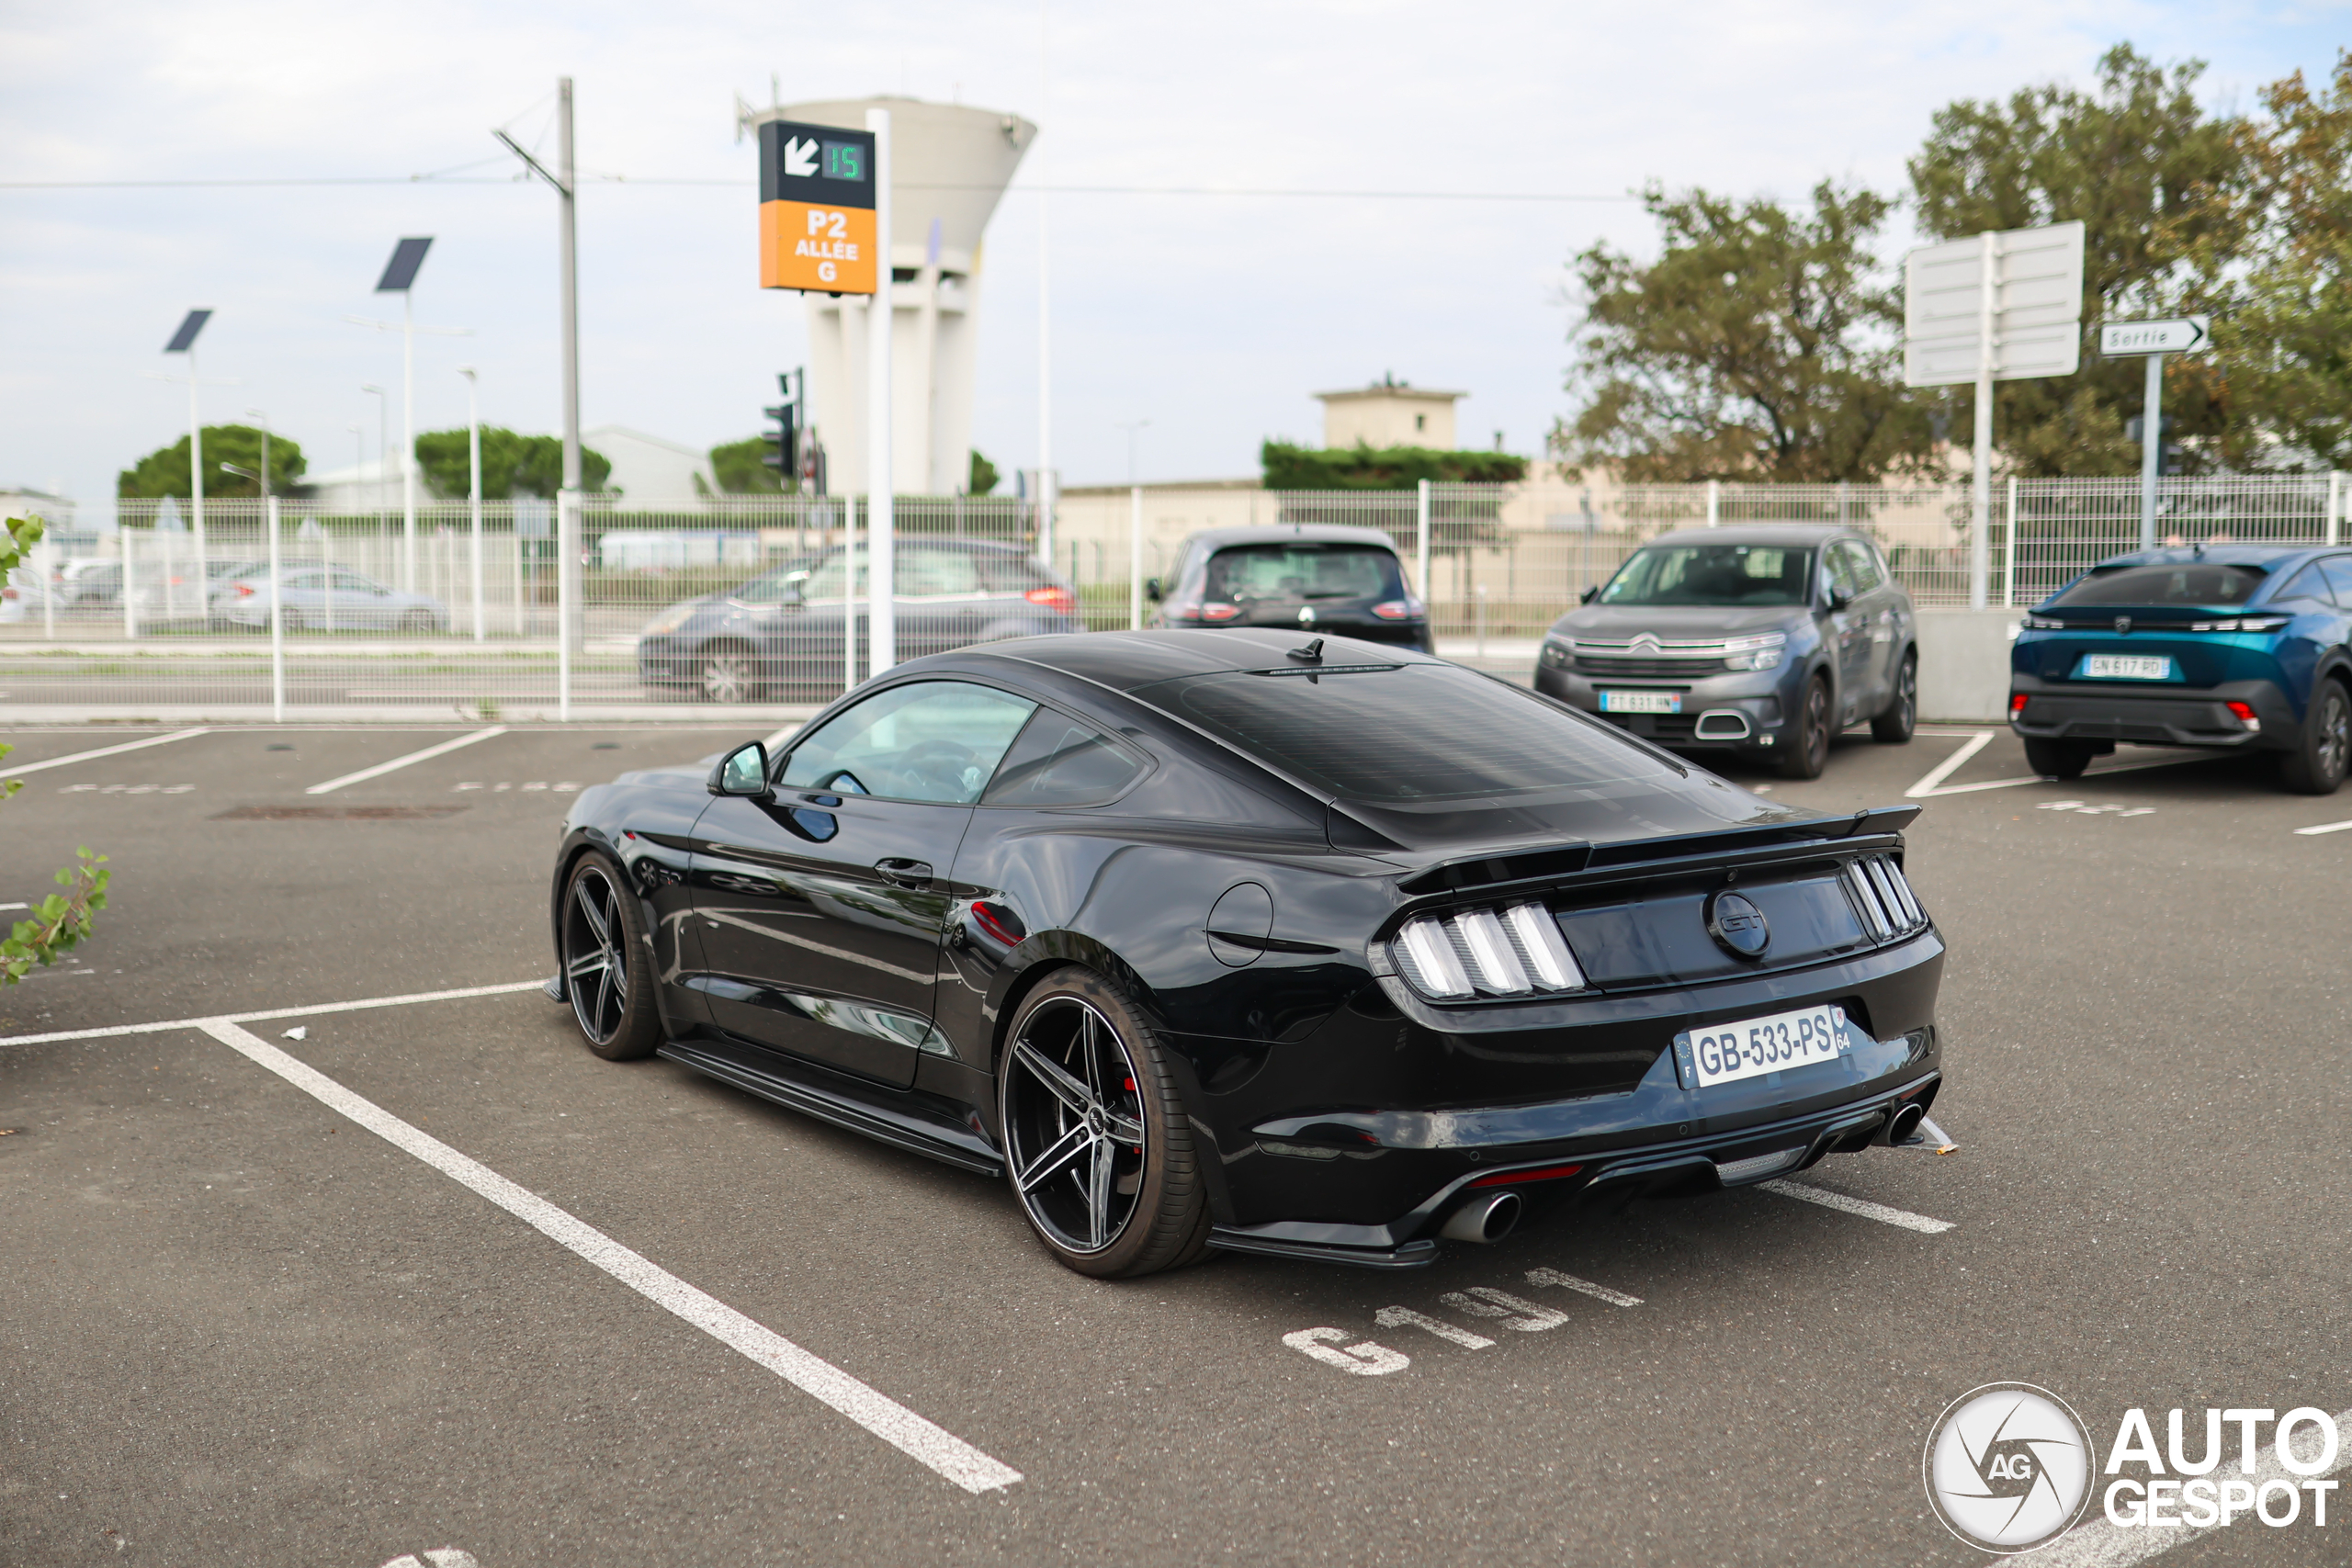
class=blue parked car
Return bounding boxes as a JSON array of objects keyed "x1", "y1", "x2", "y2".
[{"x1": 2010, "y1": 544, "x2": 2352, "y2": 793}]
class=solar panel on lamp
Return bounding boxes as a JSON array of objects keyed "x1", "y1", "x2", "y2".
[{"x1": 376, "y1": 237, "x2": 434, "y2": 293}]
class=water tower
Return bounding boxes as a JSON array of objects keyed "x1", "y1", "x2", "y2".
[{"x1": 748, "y1": 96, "x2": 1036, "y2": 496}]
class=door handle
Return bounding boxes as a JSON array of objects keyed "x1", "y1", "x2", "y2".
[{"x1": 875, "y1": 858, "x2": 933, "y2": 887}]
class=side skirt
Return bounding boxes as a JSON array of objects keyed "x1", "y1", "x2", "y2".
[{"x1": 658, "y1": 1039, "x2": 1005, "y2": 1179}]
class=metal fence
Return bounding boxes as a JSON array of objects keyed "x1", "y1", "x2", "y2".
[{"x1": 6, "y1": 476, "x2": 2343, "y2": 717}]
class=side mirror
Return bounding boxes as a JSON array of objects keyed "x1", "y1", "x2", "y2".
[
  {"x1": 1144, "y1": 578, "x2": 1163, "y2": 603},
  {"x1": 1825, "y1": 583, "x2": 1852, "y2": 612},
  {"x1": 707, "y1": 740, "x2": 772, "y2": 798},
  {"x1": 1578, "y1": 585, "x2": 1600, "y2": 604}
]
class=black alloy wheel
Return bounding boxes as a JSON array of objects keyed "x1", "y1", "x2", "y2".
[
  {"x1": 1871, "y1": 651, "x2": 1917, "y2": 744},
  {"x1": 2282, "y1": 680, "x2": 2351, "y2": 795},
  {"x1": 1780, "y1": 676, "x2": 1831, "y2": 779},
  {"x1": 699, "y1": 648, "x2": 757, "y2": 705},
  {"x1": 999, "y1": 969, "x2": 1211, "y2": 1278},
  {"x1": 2022, "y1": 737, "x2": 2095, "y2": 781},
  {"x1": 561, "y1": 854, "x2": 662, "y2": 1060}
]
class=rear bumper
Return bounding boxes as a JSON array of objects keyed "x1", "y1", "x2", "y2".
[{"x1": 2007, "y1": 674, "x2": 2287, "y2": 750}]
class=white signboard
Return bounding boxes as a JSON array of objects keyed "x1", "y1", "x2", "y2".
[
  {"x1": 2099, "y1": 316, "x2": 2210, "y2": 355},
  {"x1": 1903, "y1": 220, "x2": 2086, "y2": 387}
]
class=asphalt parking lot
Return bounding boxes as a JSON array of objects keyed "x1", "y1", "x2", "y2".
[{"x1": 6, "y1": 717, "x2": 2352, "y2": 1565}]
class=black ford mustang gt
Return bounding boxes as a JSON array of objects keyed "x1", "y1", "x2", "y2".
[{"x1": 549, "y1": 629, "x2": 1944, "y2": 1278}]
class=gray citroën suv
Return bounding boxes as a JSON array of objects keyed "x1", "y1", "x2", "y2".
[{"x1": 1533, "y1": 525, "x2": 1918, "y2": 779}]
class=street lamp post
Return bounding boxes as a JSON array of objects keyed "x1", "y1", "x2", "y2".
[
  {"x1": 458, "y1": 367, "x2": 483, "y2": 641},
  {"x1": 361, "y1": 384, "x2": 388, "y2": 574},
  {"x1": 347, "y1": 240, "x2": 469, "y2": 592},
  {"x1": 223, "y1": 460, "x2": 284, "y2": 721}
]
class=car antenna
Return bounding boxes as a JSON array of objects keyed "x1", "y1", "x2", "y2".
[{"x1": 1288, "y1": 637, "x2": 1325, "y2": 662}]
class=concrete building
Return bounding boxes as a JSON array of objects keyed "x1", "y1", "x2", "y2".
[
  {"x1": 1316, "y1": 377, "x2": 1464, "y2": 449},
  {"x1": 583, "y1": 425, "x2": 716, "y2": 503},
  {"x1": 751, "y1": 96, "x2": 1036, "y2": 496}
]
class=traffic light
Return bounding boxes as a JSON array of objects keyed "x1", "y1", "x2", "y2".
[{"x1": 763, "y1": 369, "x2": 803, "y2": 489}]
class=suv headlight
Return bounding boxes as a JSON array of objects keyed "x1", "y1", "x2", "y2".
[
  {"x1": 2021, "y1": 614, "x2": 2064, "y2": 630},
  {"x1": 641, "y1": 602, "x2": 700, "y2": 637},
  {"x1": 1722, "y1": 631, "x2": 1787, "y2": 671}
]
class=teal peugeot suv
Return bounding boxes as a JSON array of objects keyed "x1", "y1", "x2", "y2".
[{"x1": 2009, "y1": 544, "x2": 2352, "y2": 794}]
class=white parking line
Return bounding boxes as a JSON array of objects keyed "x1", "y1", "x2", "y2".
[
  {"x1": 0, "y1": 978, "x2": 548, "y2": 1048},
  {"x1": 1905, "y1": 730, "x2": 1994, "y2": 796},
  {"x1": 2034, "y1": 1404, "x2": 2352, "y2": 1566},
  {"x1": 3, "y1": 728, "x2": 209, "y2": 776},
  {"x1": 306, "y1": 727, "x2": 508, "y2": 795},
  {"x1": 196, "y1": 1018, "x2": 1022, "y2": 1494},
  {"x1": 2293, "y1": 818, "x2": 2352, "y2": 836},
  {"x1": 1757, "y1": 1179, "x2": 1953, "y2": 1233}
]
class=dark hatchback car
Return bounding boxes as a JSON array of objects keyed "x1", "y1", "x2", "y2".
[
  {"x1": 1536, "y1": 525, "x2": 1917, "y2": 778},
  {"x1": 2010, "y1": 544, "x2": 2352, "y2": 793},
  {"x1": 1148, "y1": 525, "x2": 1430, "y2": 650},
  {"x1": 553, "y1": 628, "x2": 1946, "y2": 1278},
  {"x1": 638, "y1": 538, "x2": 1081, "y2": 703}
]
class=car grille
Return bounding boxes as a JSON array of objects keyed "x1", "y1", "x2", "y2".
[
  {"x1": 1602, "y1": 713, "x2": 1699, "y2": 740},
  {"x1": 1576, "y1": 654, "x2": 1730, "y2": 678}
]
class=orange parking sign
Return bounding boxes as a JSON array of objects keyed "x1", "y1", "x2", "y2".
[{"x1": 758, "y1": 119, "x2": 877, "y2": 296}]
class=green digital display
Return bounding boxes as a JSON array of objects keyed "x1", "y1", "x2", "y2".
[{"x1": 823, "y1": 141, "x2": 865, "y2": 182}]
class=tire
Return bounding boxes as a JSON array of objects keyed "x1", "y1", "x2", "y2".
[
  {"x1": 1779, "y1": 676, "x2": 1831, "y2": 779},
  {"x1": 2022, "y1": 737, "x2": 2095, "y2": 780},
  {"x1": 2280, "y1": 681, "x2": 2351, "y2": 795},
  {"x1": 560, "y1": 852, "x2": 662, "y2": 1061},
  {"x1": 1871, "y1": 651, "x2": 1917, "y2": 744},
  {"x1": 698, "y1": 646, "x2": 760, "y2": 705},
  {"x1": 998, "y1": 967, "x2": 1212, "y2": 1279}
]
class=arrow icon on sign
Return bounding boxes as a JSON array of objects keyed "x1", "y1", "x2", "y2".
[{"x1": 784, "y1": 137, "x2": 818, "y2": 178}]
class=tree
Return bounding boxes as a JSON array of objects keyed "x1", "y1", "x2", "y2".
[
  {"x1": 1260, "y1": 441, "x2": 1525, "y2": 489},
  {"x1": 118, "y1": 425, "x2": 305, "y2": 498},
  {"x1": 1908, "y1": 44, "x2": 2256, "y2": 475},
  {"x1": 0, "y1": 514, "x2": 108, "y2": 985},
  {"x1": 708, "y1": 437, "x2": 785, "y2": 494},
  {"x1": 968, "y1": 449, "x2": 1001, "y2": 495},
  {"x1": 413, "y1": 429, "x2": 611, "y2": 499},
  {"x1": 1554, "y1": 182, "x2": 1937, "y2": 483}
]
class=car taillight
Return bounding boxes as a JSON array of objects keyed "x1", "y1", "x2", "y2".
[
  {"x1": 1024, "y1": 585, "x2": 1076, "y2": 617},
  {"x1": 2010, "y1": 692, "x2": 2029, "y2": 716},
  {"x1": 1371, "y1": 600, "x2": 1416, "y2": 620},
  {"x1": 2227, "y1": 701, "x2": 2259, "y2": 732},
  {"x1": 1467, "y1": 1161, "x2": 1585, "y2": 1190},
  {"x1": 235, "y1": 583, "x2": 255, "y2": 597},
  {"x1": 1200, "y1": 602, "x2": 1241, "y2": 622},
  {"x1": 1390, "y1": 902, "x2": 1586, "y2": 1000},
  {"x1": 1844, "y1": 854, "x2": 1928, "y2": 941},
  {"x1": 1, "y1": 588, "x2": 16, "y2": 601}
]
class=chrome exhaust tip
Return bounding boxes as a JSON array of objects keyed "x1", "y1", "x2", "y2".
[
  {"x1": 1886, "y1": 1102, "x2": 1928, "y2": 1145},
  {"x1": 1439, "y1": 1189, "x2": 1523, "y2": 1244}
]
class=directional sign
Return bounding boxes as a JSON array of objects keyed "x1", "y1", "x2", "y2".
[
  {"x1": 2100, "y1": 316, "x2": 2211, "y2": 355},
  {"x1": 759, "y1": 118, "x2": 877, "y2": 295},
  {"x1": 1904, "y1": 220, "x2": 2086, "y2": 387}
]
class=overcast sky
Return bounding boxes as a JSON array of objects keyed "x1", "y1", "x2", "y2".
[{"x1": 4, "y1": 0, "x2": 2346, "y2": 519}]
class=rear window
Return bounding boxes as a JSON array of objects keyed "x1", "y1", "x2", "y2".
[
  {"x1": 2053, "y1": 563, "x2": 2267, "y2": 606},
  {"x1": 1204, "y1": 544, "x2": 1402, "y2": 604},
  {"x1": 1140, "y1": 663, "x2": 1675, "y2": 801}
]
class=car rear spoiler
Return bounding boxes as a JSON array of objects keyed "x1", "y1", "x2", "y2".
[{"x1": 1390, "y1": 805, "x2": 1922, "y2": 897}]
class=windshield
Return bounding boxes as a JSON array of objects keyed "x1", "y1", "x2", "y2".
[
  {"x1": 1204, "y1": 544, "x2": 1403, "y2": 603},
  {"x1": 1139, "y1": 663, "x2": 1678, "y2": 801},
  {"x1": 2052, "y1": 563, "x2": 2267, "y2": 607},
  {"x1": 1600, "y1": 544, "x2": 1813, "y2": 607}
]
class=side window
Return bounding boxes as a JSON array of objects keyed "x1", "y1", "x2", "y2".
[
  {"x1": 1822, "y1": 543, "x2": 1864, "y2": 601},
  {"x1": 2277, "y1": 563, "x2": 2336, "y2": 606},
  {"x1": 983, "y1": 711, "x2": 1146, "y2": 807},
  {"x1": 899, "y1": 547, "x2": 979, "y2": 598},
  {"x1": 1842, "y1": 539, "x2": 1886, "y2": 592},
  {"x1": 798, "y1": 550, "x2": 865, "y2": 603},
  {"x1": 975, "y1": 552, "x2": 1045, "y2": 595},
  {"x1": 2314, "y1": 558, "x2": 2352, "y2": 606},
  {"x1": 779, "y1": 681, "x2": 1038, "y2": 805},
  {"x1": 332, "y1": 570, "x2": 379, "y2": 592}
]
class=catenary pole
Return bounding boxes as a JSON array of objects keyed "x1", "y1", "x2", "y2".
[
  {"x1": 867, "y1": 107, "x2": 896, "y2": 675},
  {"x1": 1970, "y1": 231, "x2": 1996, "y2": 610},
  {"x1": 188, "y1": 352, "x2": 207, "y2": 609},
  {"x1": 267, "y1": 494, "x2": 285, "y2": 723},
  {"x1": 556, "y1": 76, "x2": 581, "y2": 719},
  {"x1": 1035, "y1": 3, "x2": 1055, "y2": 572},
  {"x1": 460, "y1": 367, "x2": 483, "y2": 640},
  {"x1": 2139, "y1": 351, "x2": 2163, "y2": 551}
]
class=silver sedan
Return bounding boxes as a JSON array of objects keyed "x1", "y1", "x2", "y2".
[{"x1": 214, "y1": 566, "x2": 449, "y2": 633}]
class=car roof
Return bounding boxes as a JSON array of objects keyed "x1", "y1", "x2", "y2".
[
  {"x1": 1179, "y1": 525, "x2": 1404, "y2": 552},
  {"x1": 2089, "y1": 543, "x2": 2320, "y2": 571},
  {"x1": 944, "y1": 627, "x2": 1438, "y2": 694},
  {"x1": 1643, "y1": 524, "x2": 1859, "y2": 547}
]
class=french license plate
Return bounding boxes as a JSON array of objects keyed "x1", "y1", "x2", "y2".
[
  {"x1": 2081, "y1": 653, "x2": 2173, "y2": 680},
  {"x1": 1675, "y1": 1003, "x2": 1850, "y2": 1090},
  {"x1": 1601, "y1": 690, "x2": 1681, "y2": 714}
]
